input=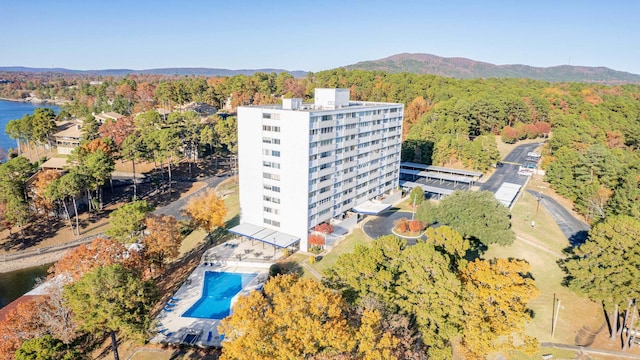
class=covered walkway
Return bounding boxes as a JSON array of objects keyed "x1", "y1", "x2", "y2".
[
  {"x1": 228, "y1": 223, "x2": 300, "y2": 257},
  {"x1": 351, "y1": 200, "x2": 392, "y2": 215},
  {"x1": 400, "y1": 180, "x2": 455, "y2": 199}
]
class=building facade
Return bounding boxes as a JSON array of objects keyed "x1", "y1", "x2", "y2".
[{"x1": 237, "y1": 88, "x2": 403, "y2": 250}]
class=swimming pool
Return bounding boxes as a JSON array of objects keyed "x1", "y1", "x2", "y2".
[{"x1": 182, "y1": 271, "x2": 257, "y2": 319}]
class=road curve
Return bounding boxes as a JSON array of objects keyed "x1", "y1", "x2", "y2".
[{"x1": 527, "y1": 190, "x2": 590, "y2": 246}]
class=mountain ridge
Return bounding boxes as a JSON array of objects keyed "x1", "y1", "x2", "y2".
[
  {"x1": 343, "y1": 53, "x2": 640, "y2": 83},
  {"x1": 0, "y1": 66, "x2": 307, "y2": 78}
]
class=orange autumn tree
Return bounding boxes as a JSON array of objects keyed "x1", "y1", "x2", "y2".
[
  {"x1": 315, "y1": 223, "x2": 334, "y2": 235},
  {"x1": 49, "y1": 237, "x2": 145, "y2": 282},
  {"x1": 308, "y1": 234, "x2": 325, "y2": 247},
  {"x1": 32, "y1": 169, "x2": 61, "y2": 216},
  {"x1": 143, "y1": 214, "x2": 182, "y2": 270},
  {"x1": 184, "y1": 189, "x2": 227, "y2": 234},
  {"x1": 0, "y1": 287, "x2": 77, "y2": 358}
]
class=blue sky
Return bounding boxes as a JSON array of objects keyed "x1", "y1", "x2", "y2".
[{"x1": 1, "y1": 0, "x2": 639, "y2": 74}]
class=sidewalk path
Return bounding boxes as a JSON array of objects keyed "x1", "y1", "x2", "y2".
[{"x1": 541, "y1": 342, "x2": 640, "y2": 359}]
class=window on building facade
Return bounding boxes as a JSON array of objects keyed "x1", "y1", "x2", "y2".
[
  {"x1": 262, "y1": 125, "x2": 281, "y2": 132},
  {"x1": 263, "y1": 184, "x2": 281, "y2": 192},
  {"x1": 263, "y1": 195, "x2": 281, "y2": 204},
  {"x1": 263, "y1": 172, "x2": 280, "y2": 181},
  {"x1": 264, "y1": 218, "x2": 280, "y2": 227}
]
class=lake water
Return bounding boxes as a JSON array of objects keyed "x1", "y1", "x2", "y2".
[
  {"x1": 0, "y1": 263, "x2": 51, "y2": 309},
  {"x1": 0, "y1": 99, "x2": 59, "y2": 309},
  {"x1": 0, "y1": 99, "x2": 60, "y2": 152}
]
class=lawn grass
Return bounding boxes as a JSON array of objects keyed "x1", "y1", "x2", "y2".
[
  {"x1": 392, "y1": 197, "x2": 417, "y2": 212},
  {"x1": 178, "y1": 228, "x2": 208, "y2": 257},
  {"x1": 497, "y1": 347, "x2": 577, "y2": 360},
  {"x1": 216, "y1": 178, "x2": 239, "y2": 223},
  {"x1": 484, "y1": 191, "x2": 603, "y2": 346},
  {"x1": 511, "y1": 191, "x2": 570, "y2": 253},
  {"x1": 309, "y1": 228, "x2": 372, "y2": 276}
]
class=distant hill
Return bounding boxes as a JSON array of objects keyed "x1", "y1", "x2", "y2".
[
  {"x1": 344, "y1": 53, "x2": 640, "y2": 83},
  {"x1": 0, "y1": 66, "x2": 307, "y2": 78}
]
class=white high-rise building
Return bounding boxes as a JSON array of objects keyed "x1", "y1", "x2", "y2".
[{"x1": 234, "y1": 88, "x2": 403, "y2": 250}]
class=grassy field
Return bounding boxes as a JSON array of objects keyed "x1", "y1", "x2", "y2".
[
  {"x1": 216, "y1": 177, "x2": 239, "y2": 224},
  {"x1": 177, "y1": 228, "x2": 208, "y2": 257},
  {"x1": 309, "y1": 228, "x2": 373, "y2": 276},
  {"x1": 510, "y1": 191, "x2": 571, "y2": 254},
  {"x1": 484, "y1": 190, "x2": 604, "y2": 352}
]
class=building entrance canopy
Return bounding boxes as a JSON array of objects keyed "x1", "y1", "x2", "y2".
[
  {"x1": 229, "y1": 223, "x2": 300, "y2": 248},
  {"x1": 351, "y1": 200, "x2": 392, "y2": 215}
]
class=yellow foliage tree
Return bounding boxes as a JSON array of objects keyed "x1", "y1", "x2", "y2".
[
  {"x1": 184, "y1": 189, "x2": 227, "y2": 233},
  {"x1": 353, "y1": 309, "x2": 402, "y2": 360},
  {"x1": 460, "y1": 258, "x2": 539, "y2": 359},
  {"x1": 219, "y1": 274, "x2": 354, "y2": 359}
]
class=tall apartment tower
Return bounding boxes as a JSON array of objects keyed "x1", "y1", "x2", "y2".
[{"x1": 236, "y1": 88, "x2": 403, "y2": 250}]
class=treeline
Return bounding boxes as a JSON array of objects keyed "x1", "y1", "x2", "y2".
[
  {"x1": 0, "y1": 108, "x2": 237, "y2": 237},
  {"x1": 4, "y1": 69, "x2": 640, "y2": 221}
]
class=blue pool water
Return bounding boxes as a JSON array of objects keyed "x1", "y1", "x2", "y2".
[{"x1": 182, "y1": 271, "x2": 257, "y2": 319}]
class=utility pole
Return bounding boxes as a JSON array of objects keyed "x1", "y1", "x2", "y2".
[
  {"x1": 552, "y1": 298, "x2": 562, "y2": 339},
  {"x1": 535, "y1": 185, "x2": 546, "y2": 218}
]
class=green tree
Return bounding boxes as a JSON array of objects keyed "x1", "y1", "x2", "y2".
[
  {"x1": 0, "y1": 157, "x2": 36, "y2": 235},
  {"x1": 81, "y1": 114, "x2": 99, "y2": 141},
  {"x1": 561, "y1": 215, "x2": 640, "y2": 339},
  {"x1": 15, "y1": 335, "x2": 82, "y2": 360},
  {"x1": 323, "y1": 235, "x2": 405, "y2": 307},
  {"x1": 199, "y1": 124, "x2": 218, "y2": 159},
  {"x1": 435, "y1": 190, "x2": 514, "y2": 247},
  {"x1": 81, "y1": 149, "x2": 115, "y2": 210},
  {"x1": 121, "y1": 134, "x2": 146, "y2": 200},
  {"x1": 47, "y1": 170, "x2": 85, "y2": 236},
  {"x1": 408, "y1": 186, "x2": 424, "y2": 209},
  {"x1": 214, "y1": 115, "x2": 238, "y2": 154},
  {"x1": 396, "y1": 241, "x2": 463, "y2": 359},
  {"x1": 415, "y1": 200, "x2": 437, "y2": 226},
  {"x1": 106, "y1": 200, "x2": 153, "y2": 243},
  {"x1": 63, "y1": 265, "x2": 157, "y2": 360}
]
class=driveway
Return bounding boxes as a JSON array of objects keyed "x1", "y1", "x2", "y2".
[
  {"x1": 154, "y1": 173, "x2": 232, "y2": 221},
  {"x1": 480, "y1": 142, "x2": 542, "y2": 193},
  {"x1": 527, "y1": 190, "x2": 590, "y2": 246},
  {"x1": 363, "y1": 211, "x2": 421, "y2": 243}
]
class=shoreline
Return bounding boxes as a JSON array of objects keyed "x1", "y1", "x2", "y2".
[
  {"x1": 0, "y1": 249, "x2": 66, "y2": 273},
  {"x1": 0, "y1": 97, "x2": 69, "y2": 106}
]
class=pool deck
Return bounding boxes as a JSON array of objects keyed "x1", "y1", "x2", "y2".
[{"x1": 150, "y1": 249, "x2": 271, "y2": 347}]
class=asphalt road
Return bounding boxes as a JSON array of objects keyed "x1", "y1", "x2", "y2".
[
  {"x1": 367, "y1": 141, "x2": 591, "y2": 247},
  {"x1": 480, "y1": 142, "x2": 542, "y2": 193},
  {"x1": 363, "y1": 211, "x2": 420, "y2": 243},
  {"x1": 153, "y1": 173, "x2": 232, "y2": 221},
  {"x1": 527, "y1": 189, "x2": 590, "y2": 246}
]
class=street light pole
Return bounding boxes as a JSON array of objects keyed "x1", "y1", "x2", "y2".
[{"x1": 411, "y1": 193, "x2": 417, "y2": 220}]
